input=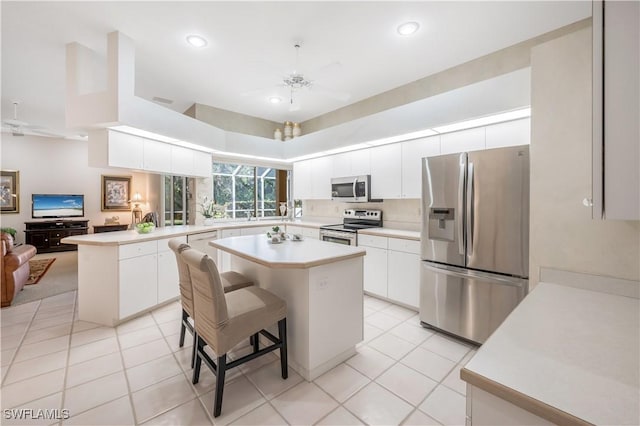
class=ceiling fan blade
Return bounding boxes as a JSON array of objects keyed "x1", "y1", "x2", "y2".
[
  {"x1": 309, "y1": 84, "x2": 351, "y2": 102},
  {"x1": 29, "y1": 128, "x2": 64, "y2": 138},
  {"x1": 2, "y1": 118, "x2": 28, "y2": 127}
]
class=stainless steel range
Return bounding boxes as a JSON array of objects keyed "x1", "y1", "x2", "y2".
[{"x1": 319, "y1": 209, "x2": 382, "y2": 246}]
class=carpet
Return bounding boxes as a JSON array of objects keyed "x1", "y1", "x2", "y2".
[{"x1": 26, "y1": 258, "x2": 56, "y2": 285}]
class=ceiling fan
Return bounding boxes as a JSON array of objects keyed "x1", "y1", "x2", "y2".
[
  {"x1": 2, "y1": 102, "x2": 62, "y2": 137},
  {"x1": 243, "y1": 43, "x2": 351, "y2": 112}
]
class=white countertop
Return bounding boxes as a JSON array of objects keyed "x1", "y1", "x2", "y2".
[
  {"x1": 462, "y1": 282, "x2": 640, "y2": 425},
  {"x1": 358, "y1": 228, "x2": 420, "y2": 241},
  {"x1": 61, "y1": 221, "x2": 285, "y2": 246},
  {"x1": 210, "y1": 234, "x2": 366, "y2": 269}
]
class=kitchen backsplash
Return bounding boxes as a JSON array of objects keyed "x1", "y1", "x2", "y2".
[{"x1": 302, "y1": 199, "x2": 422, "y2": 231}]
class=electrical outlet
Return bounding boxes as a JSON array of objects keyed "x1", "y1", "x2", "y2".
[{"x1": 318, "y1": 279, "x2": 328, "y2": 290}]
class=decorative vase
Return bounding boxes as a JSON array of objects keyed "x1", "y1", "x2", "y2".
[
  {"x1": 292, "y1": 122, "x2": 301, "y2": 138},
  {"x1": 283, "y1": 121, "x2": 293, "y2": 140},
  {"x1": 279, "y1": 202, "x2": 287, "y2": 217},
  {"x1": 203, "y1": 218, "x2": 214, "y2": 226},
  {"x1": 274, "y1": 128, "x2": 282, "y2": 141}
]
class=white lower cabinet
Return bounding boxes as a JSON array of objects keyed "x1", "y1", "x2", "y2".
[
  {"x1": 363, "y1": 246, "x2": 388, "y2": 297},
  {"x1": 118, "y1": 236, "x2": 185, "y2": 318},
  {"x1": 360, "y1": 234, "x2": 421, "y2": 308},
  {"x1": 302, "y1": 227, "x2": 319, "y2": 240},
  {"x1": 119, "y1": 253, "x2": 158, "y2": 318},
  {"x1": 387, "y1": 250, "x2": 420, "y2": 309},
  {"x1": 157, "y1": 250, "x2": 179, "y2": 303}
]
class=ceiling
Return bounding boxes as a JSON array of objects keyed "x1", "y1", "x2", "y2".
[{"x1": 1, "y1": 1, "x2": 591, "y2": 139}]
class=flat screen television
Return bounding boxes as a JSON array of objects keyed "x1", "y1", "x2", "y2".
[{"x1": 32, "y1": 194, "x2": 85, "y2": 219}]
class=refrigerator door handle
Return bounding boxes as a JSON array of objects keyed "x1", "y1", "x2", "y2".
[
  {"x1": 467, "y1": 162, "x2": 475, "y2": 256},
  {"x1": 457, "y1": 155, "x2": 466, "y2": 255}
]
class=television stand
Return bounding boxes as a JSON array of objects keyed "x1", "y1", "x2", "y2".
[{"x1": 24, "y1": 220, "x2": 89, "y2": 253}]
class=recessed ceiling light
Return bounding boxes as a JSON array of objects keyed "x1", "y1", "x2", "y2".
[
  {"x1": 186, "y1": 35, "x2": 207, "y2": 48},
  {"x1": 269, "y1": 96, "x2": 282, "y2": 104},
  {"x1": 397, "y1": 21, "x2": 420, "y2": 36}
]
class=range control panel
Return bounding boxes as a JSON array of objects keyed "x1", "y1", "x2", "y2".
[{"x1": 343, "y1": 209, "x2": 382, "y2": 219}]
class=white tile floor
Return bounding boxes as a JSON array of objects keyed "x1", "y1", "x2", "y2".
[{"x1": 1, "y1": 291, "x2": 476, "y2": 425}]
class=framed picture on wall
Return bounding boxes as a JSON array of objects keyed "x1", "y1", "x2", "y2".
[
  {"x1": 101, "y1": 175, "x2": 131, "y2": 211},
  {"x1": 0, "y1": 170, "x2": 19, "y2": 214}
]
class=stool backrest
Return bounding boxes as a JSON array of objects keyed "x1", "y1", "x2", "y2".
[
  {"x1": 168, "y1": 239, "x2": 194, "y2": 316},
  {"x1": 180, "y1": 248, "x2": 229, "y2": 346}
]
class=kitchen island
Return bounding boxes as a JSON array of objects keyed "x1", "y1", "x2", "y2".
[{"x1": 210, "y1": 234, "x2": 366, "y2": 381}]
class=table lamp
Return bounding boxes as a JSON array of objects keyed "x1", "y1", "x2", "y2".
[{"x1": 130, "y1": 192, "x2": 144, "y2": 225}]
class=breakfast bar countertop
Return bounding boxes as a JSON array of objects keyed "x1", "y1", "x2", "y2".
[
  {"x1": 210, "y1": 234, "x2": 366, "y2": 269},
  {"x1": 461, "y1": 281, "x2": 640, "y2": 425}
]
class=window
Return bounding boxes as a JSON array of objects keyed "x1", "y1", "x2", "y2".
[
  {"x1": 212, "y1": 162, "x2": 281, "y2": 219},
  {"x1": 163, "y1": 175, "x2": 191, "y2": 225}
]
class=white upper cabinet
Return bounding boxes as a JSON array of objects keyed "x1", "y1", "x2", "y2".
[
  {"x1": 171, "y1": 146, "x2": 194, "y2": 176},
  {"x1": 401, "y1": 135, "x2": 441, "y2": 199},
  {"x1": 331, "y1": 150, "x2": 371, "y2": 178},
  {"x1": 485, "y1": 118, "x2": 531, "y2": 149},
  {"x1": 370, "y1": 144, "x2": 402, "y2": 199},
  {"x1": 193, "y1": 151, "x2": 213, "y2": 178},
  {"x1": 311, "y1": 156, "x2": 332, "y2": 199},
  {"x1": 332, "y1": 152, "x2": 352, "y2": 178},
  {"x1": 100, "y1": 130, "x2": 211, "y2": 177},
  {"x1": 440, "y1": 127, "x2": 486, "y2": 155},
  {"x1": 293, "y1": 160, "x2": 313, "y2": 200},
  {"x1": 593, "y1": 1, "x2": 640, "y2": 220},
  {"x1": 350, "y1": 149, "x2": 371, "y2": 176},
  {"x1": 143, "y1": 138, "x2": 172, "y2": 172},
  {"x1": 108, "y1": 131, "x2": 144, "y2": 169}
]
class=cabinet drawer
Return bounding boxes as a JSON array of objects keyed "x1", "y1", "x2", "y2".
[
  {"x1": 119, "y1": 241, "x2": 158, "y2": 260},
  {"x1": 188, "y1": 231, "x2": 218, "y2": 243},
  {"x1": 388, "y1": 238, "x2": 420, "y2": 254},
  {"x1": 358, "y1": 234, "x2": 388, "y2": 249},
  {"x1": 220, "y1": 229, "x2": 242, "y2": 238},
  {"x1": 157, "y1": 236, "x2": 186, "y2": 253}
]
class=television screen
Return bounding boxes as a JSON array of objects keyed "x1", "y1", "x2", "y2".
[{"x1": 32, "y1": 194, "x2": 84, "y2": 218}]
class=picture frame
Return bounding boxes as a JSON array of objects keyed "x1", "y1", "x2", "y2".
[
  {"x1": 101, "y1": 175, "x2": 131, "y2": 211},
  {"x1": 0, "y1": 170, "x2": 20, "y2": 214}
]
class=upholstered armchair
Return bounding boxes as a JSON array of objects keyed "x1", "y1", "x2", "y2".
[{"x1": 1, "y1": 233, "x2": 37, "y2": 307}]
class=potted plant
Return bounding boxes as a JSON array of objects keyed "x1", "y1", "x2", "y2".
[
  {"x1": 198, "y1": 196, "x2": 215, "y2": 225},
  {"x1": 0, "y1": 227, "x2": 17, "y2": 239}
]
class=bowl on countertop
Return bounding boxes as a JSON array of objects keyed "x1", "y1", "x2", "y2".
[{"x1": 135, "y1": 223, "x2": 155, "y2": 234}]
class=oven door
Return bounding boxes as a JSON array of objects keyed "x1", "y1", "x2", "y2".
[{"x1": 320, "y1": 230, "x2": 356, "y2": 245}]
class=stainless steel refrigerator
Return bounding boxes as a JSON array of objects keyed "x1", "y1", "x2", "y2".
[{"x1": 420, "y1": 145, "x2": 529, "y2": 344}]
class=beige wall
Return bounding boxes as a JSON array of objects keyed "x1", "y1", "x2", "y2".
[
  {"x1": 193, "y1": 103, "x2": 280, "y2": 139},
  {"x1": 0, "y1": 134, "x2": 161, "y2": 243},
  {"x1": 529, "y1": 27, "x2": 640, "y2": 286}
]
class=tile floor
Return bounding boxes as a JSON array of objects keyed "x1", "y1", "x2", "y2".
[{"x1": 1, "y1": 291, "x2": 476, "y2": 425}]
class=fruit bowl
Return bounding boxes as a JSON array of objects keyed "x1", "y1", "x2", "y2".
[{"x1": 136, "y1": 223, "x2": 155, "y2": 234}]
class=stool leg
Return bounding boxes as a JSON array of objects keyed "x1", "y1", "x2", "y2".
[
  {"x1": 191, "y1": 331, "x2": 198, "y2": 369},
  {"x1": 278, "y1": 319, "x2": 288, "y2": 379},
  {"x1": 252, "y1": 333, "x2": 259, "y2": 353},
  {"x1": 179, "y1": 309, "x2": 188, "y2": 347},
  {"x1": 213, "y1": 354, "x2": 227, "y2": 417},
  {"x1": 192, "y1": 335, "x2": 203, "y2": 384}
]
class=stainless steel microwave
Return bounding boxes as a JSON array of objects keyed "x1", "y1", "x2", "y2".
[{"x1": 331, "y1": 175, "x2": 370, "y2": 202}]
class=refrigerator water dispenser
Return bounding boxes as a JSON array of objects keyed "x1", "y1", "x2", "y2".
[{"x1": 428, "y1": 208, "x2": 455, "y2": 241}]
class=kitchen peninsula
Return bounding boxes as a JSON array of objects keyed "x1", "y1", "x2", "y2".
[
  {"x1": 210, "y1": 235, "x2": 366, "y2": 380},
  {"x1": 61, "y1": 222, "x2": 288, "y2": 326}
]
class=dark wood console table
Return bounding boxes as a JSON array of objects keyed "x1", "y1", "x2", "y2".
[
  {"x1": 93, "y1": 224, "x2": 129, "y2": 233},
  {"x1": 24, "y1": 220, "x2": 89, "y2": 253}
]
